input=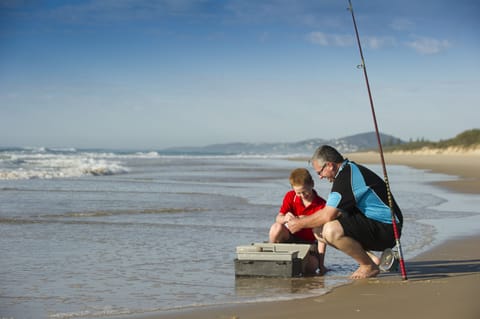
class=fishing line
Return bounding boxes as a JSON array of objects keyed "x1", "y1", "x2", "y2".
[{"x1": 347, "y1": 0, "x2": 408, "y2": 280}]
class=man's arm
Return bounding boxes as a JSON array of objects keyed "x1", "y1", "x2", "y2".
[{"x1": 286, "y1": 206, "x2": 339, "y2": 233}]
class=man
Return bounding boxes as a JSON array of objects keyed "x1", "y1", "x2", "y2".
[{"x1": 287, "y1": 145, "x2": 403, "y2": 279}]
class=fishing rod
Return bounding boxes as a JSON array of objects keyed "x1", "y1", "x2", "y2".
[{"x1": 347, "y1": 0, "x2": 408, "y2": 280}]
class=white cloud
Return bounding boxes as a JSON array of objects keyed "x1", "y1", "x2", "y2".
[
  {"x1": 307, "y1": 31, "x2": 395, "y2": 50},
  {"x1": 306, "y1": 31, "x2": 353, "y2": 47},
  {"x1": 332, "y1": 34, "x2": 355, "y2": 47},
  {"x1": 306, "y1": 31, "x2": 328, "y2": 46},
  {"x1": 406, "y1": 36, "x2": 451, "y2": 55},
  {"x1": 364, "y1": 36, "x2": 396, "y2": 49}
]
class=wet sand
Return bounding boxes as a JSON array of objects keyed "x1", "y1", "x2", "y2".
[{"x1": 133, "y1": 151, "x2": 480, "y2": 319}]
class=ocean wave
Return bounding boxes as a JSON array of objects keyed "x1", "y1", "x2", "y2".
[
  {"x1": 41, "y1": 208, "x2": 208, "y2": 218},
  {"x1": 49, "y1": 307, "x2": 132, "y2": 319},
  {"x1": 0, "y1": 146, "x2": 303, "y2": 180},
  {"x1": 0, "y1": 157, "x2": 129, "y2": 180},
  {"x1": 0, "y1": 146, "x2": 304, "y2": 159},
  {"x1": 0, "y1": 208, "x2": 209, "y2": 224},
  {"x1": 134, "y1": 151, "x2": 160, "y2": 157},
  {"x1": 48, "y1": 147, "x2": 78, "y2": 153}
]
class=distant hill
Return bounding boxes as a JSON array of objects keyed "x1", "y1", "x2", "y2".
[
  {"x1": 161, "y1": 132, "x2": 404, "y2": 155},
  {"x1": 384, "y1": 129, "x2": 480, "y2": 152}
]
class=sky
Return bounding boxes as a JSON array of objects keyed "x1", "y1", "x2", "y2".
[{"x1": 1, "y1": 0, "x2": 479, "y2": 150}]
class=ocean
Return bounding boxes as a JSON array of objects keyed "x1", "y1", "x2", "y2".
[{"x1": 1, "y1": 147, "x2": 479, "y2": 319}]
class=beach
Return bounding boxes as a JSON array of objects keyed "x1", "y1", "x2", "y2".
[
  {"x1": 137, "y1": 151, "x2": 480, "y2": 319},
  {"x1": 1, "y1": 149, "x2": 479, "y2": 319}
]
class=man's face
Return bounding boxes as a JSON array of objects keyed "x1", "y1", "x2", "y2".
[{"x1": 312, "y1": 160, "x2": 334, "y2": 182}]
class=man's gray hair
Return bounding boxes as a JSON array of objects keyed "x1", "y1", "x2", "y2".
[{"x1": 310, "y1": 145, "x2": 344, "y2": 164}]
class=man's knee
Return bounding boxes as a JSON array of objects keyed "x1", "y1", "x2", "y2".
[{"x1": 321, "y1": 221, "x2": 343, "y2": 244}]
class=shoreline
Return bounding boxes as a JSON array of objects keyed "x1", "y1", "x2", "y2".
[
  {"x1": 125, "y1": 152, "x2": 480, "y2": 319},
  {"x1": 141, "y1": 235, "x2": 479, "y2": 319}
]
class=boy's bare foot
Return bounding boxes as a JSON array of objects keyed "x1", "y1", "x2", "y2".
[
  {"x1": 350, "y1": 264, "x2": 380, "y2": 279},
  {"x1": 318, "y1": 265, "x2": 328, "y2": 276}
]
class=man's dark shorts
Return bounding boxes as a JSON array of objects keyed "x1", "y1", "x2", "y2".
[{"x1": 338, "y1": 211, "x2": 400, "y2": 251}]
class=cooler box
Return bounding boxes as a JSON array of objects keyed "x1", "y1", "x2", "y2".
[{"x1": 234, "y1": 243, "x2": 313, "y2": 277}]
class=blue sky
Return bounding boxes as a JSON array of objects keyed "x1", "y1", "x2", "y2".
[{"x1": 1, "y1": 0, "x2": 479, "y2": 149}]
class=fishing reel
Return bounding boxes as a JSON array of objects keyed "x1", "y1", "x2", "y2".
[{"x1": 379, "y1": 247, "x2": 400, "y2": 272}]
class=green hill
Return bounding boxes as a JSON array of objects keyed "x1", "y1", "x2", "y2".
[{"x1": 385, "y1": 129, "x2": 480, "y2": 152}]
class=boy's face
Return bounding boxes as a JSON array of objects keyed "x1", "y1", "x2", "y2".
[{"x1": 292, "y1": 184, "x2": 313, "y2": 202}]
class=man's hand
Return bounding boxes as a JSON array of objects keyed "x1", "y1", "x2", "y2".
[{"x1": 286, "y1": 218, "x2": 303, "y2": 234}]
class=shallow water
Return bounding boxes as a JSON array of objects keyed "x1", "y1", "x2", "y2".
[{"x1": 1, "y1": 149, "x2": 479, "y2": 319}]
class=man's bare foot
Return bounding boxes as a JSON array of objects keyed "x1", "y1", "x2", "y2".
[
  {"x1": 350, "y1": 264, "x2": 380, "y2": 279},
  {"x1": 366, "y1": 251, "x2": 381, "y2": 265}
]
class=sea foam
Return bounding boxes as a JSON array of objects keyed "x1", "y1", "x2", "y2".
[{"x1": 0, "y1": 148, "x2": 129, "y2": 180}]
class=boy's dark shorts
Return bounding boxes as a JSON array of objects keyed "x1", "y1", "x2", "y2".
[
  {"x1": 337, "y1": 211, "x2": 401, "y2": 251},
  {"x1": 285, "y1": 234, "x2": 315, "y2": 245},
  {"x1": 285, "y1": 235, "x2": 321, "y2": 264}
]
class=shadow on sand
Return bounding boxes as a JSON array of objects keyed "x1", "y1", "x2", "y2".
[{"x1": 382, "y1": 258, "x2": 480, "y2": 280}]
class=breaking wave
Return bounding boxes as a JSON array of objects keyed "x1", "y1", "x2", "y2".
[
  {"x1": 0, "y1": 146, "x2": 296, "y2": 180},
  {"x1": 0, "y1": 148, "x2": 129, "y2": 180}
]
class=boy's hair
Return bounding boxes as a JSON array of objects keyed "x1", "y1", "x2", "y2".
[{"x1": 289, "y1": 168, "x2": 314, "y2": 187}]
